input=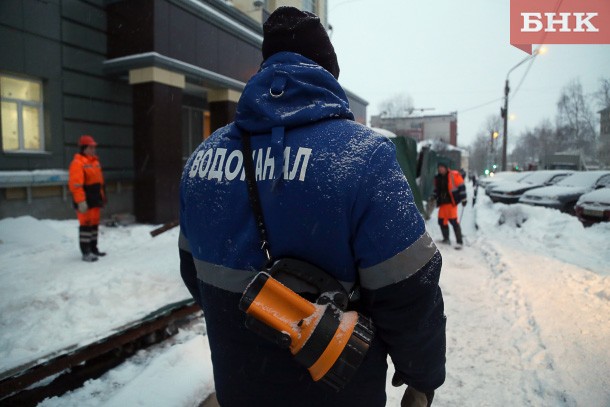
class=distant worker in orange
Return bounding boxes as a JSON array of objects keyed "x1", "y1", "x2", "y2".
[
  {"x1": 433, "y1": 163, "x2": 467, "y2": 248},
  {"x1": 68, "y1": 135, "x2": 107, "y2": 262}
]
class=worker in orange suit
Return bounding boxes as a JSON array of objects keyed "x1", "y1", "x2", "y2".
[
  {"x1": 68, "y1": 135, "x2": 107, "y2": 262},
  {"x1": 433, "y1": 163, "x2": 467, "y2": 248}
]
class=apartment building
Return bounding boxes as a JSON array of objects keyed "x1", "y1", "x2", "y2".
[
  {"x1": 0, "y1": 0, "x2": 367, "y2": 222},
  {"x1": 370, "y1": 112, "x2": 458, "y2": 146}
]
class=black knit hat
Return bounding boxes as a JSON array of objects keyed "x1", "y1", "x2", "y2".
[{"x1": 262, "y1": 6, "x2": 340, "y2": 79}]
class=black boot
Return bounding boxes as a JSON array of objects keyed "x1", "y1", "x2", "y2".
[
  {"x1": 453, "y1": 222, "x2": 463, "y2": 246},
  {"x1": 79, "y1": 226, "x2": 98, "y2": 262},
  {"x1": 91, "y1": 225, "x2": 106, "y2": 256},
  {"x1": 439, "y1": 221, "x2": 451, "y2": 244}
]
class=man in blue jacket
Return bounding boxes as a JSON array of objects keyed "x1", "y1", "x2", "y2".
[{"x1": 179, "y1": 7, "x2": 445, "y2": 407}]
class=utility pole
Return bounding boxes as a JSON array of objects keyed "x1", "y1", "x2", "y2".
[
  {"x1": 500, "y1": 47, "x2": 546, "y2": 172},
  {"x1": 490, "y1": 130, "x2": 499, "y2": 172},
  {"x1": 501, "y1": 80, "x2": 509, "y2": 171}
]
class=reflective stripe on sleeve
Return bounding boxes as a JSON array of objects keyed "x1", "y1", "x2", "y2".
[
  {"x1": 191, "y1": 257, "x2": 354, "y2": 294},
  {"x1": 178, "y1": 230, "x2": 191, "y2": 253},
  {"x1": 193, "y1": 258, "x2": 258, "y2": 293},
  {"x1": 359, "y1": 231, "x2": 438, "y2": 290}
]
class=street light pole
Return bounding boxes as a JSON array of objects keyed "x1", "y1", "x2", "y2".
[
  {"x1": 501, "y1": 79, "x2": 510, "y2": 171},
  {"x1": 500, "y1": 47, "x2": 546, "y2": 171}
]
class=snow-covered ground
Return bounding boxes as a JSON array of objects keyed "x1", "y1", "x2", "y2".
[{"x1": 1, "y1": 184, "x2": 609, "y2": 406}]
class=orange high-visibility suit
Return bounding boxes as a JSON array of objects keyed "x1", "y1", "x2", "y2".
[
  {"x1": 434, "y1": 166, "x2": 466, "y2": 245},
  {"x1": 69, "y1": 151, "x2": 106, "y2": 258}
]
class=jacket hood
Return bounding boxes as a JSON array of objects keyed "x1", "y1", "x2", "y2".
[{"x1": 235, "y1": 52, "x2": 354, "y2": 134}]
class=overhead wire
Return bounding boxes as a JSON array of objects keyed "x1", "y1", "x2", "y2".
[
  {"x1": 510, "y1": 0, "x2": 564, "y2": 101},
  {"x1": 457, "y1": 97, "x2": 505, "y2": 114},
  {"x1": 459, "y1": 0, "x2": 564, "y2": 116}
]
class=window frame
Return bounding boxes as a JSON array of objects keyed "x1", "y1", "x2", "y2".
[{"x1": 1, "y1": 73, "x2": 46, "y2": 154}]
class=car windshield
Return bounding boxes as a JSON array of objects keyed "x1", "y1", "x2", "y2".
[
  {"x1": 555, "y1": 172, "x2": 600, "y2": 187},
  {"x1": 495, "y1": 172, "x2": 529, "y2": 182},
  {"x1": 521, "y1": 172, "x2": 556, "y2": 184}
]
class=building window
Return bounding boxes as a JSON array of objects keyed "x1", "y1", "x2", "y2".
[
  {"x1": 1, "y1": 74, "x2": 45, "y2": 152},
  {"x1": 302, "y1": 0, "x2": 316, "y2": 13},
  {"x1": 181, "y1": 106, "x2": 210, "y2": 163}
]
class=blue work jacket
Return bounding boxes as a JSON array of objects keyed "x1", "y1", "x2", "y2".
[{"x1": 179, "y1": 52, "x2": 445, "y2": 407}]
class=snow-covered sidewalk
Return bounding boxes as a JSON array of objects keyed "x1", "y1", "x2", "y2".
[
  {"x1": 437, "y1": 208, "x2": 609, "y2": 406},
  {"x1": 0, "y1": 218, "x2": 189, "y2": 372},
  {"x1": 1, "y1": 185, "x2": 609, "y2": 406}
]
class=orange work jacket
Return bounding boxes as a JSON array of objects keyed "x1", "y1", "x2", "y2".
[
  {"x1": 68, "y1": 153, "x2": 105, "y2": 208},
  {"x1": 435, "y1": 169, "x2": 466, "y2": 222}
]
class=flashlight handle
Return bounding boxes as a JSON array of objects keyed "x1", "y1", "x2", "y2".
[
  {"x1": 269, "y1": 258, "x2": 349, "y2": 309},
  {"x1": 245, "y1": 315, "x2": 291, "y2": 348}
]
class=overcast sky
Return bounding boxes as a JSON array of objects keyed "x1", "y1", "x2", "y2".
[{"x1": 327, "y1": 0, "x2": 610, "y2": 148}]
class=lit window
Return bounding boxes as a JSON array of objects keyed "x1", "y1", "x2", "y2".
[{"x1": 1, "y1": 74, "x2": 44, "y2": 152}]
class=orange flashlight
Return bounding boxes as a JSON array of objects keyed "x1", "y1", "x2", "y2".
[{"x1": 240, "y1": 265, "x2": 374, "y2": 391}]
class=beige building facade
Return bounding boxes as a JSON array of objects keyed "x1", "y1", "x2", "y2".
[{"x1": 370, "y1": 113, "x2": 459, "y2": 146}]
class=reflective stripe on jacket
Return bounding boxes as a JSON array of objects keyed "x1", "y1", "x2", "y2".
[
  {"x1": 179, "y1": 52, "x2": 446, "y2": 405},
  {"x1": 68, "y1": 153, "x2": 105, "y2": 208},
  {"x1": 434, "y1": 169, "x2": 466, "y2": 207}
]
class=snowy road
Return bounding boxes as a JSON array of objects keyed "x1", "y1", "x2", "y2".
[
  {"x1": 427, "y1": 192, "x2": 610, "y2": 407},
  {"x1": 1, "y1": 185, "x2": 609, "y2": 406}
]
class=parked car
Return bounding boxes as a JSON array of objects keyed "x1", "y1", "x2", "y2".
[
  {"x1": 574, "y1": 187, "x2": 610, "y2": 226},
  {"x1": 519, "y1": 171, "x2": 610, "y2": 214},
  {"x1": 484, "y1": 172, "x2": 531, "y2": 195},
  {"x1": 477, "y1": 171, "x2": 515, "y2": 189},
  {"x1": 488, "y1": 170, "x2": 574, "y2": 204}
]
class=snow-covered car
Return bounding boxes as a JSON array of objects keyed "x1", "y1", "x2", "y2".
[
  {"x1": 484, "y1": 171, "x2": 531, "y2": 195},
  {"x1": 574, "y1": 187, "x2": 610, "y2": 226},
  {"x1": 518, "y1": 171, "x2": 610, "y2": 214},
  {"x1": 477, "y1": 171, "x2": 520, "y2": 190},
  {"x1": 488, "y1": 170, "x2": 574, "y2": 204}
]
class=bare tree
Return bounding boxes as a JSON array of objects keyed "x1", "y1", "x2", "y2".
[
  {"x1": 555, "y1": 79, "x2": 597, "y2": 156},
  {"x1": 468, "y1": 134, "x2": 491, "y2": 175},
  {"x1": 593, "y1": 77, "x2": 610, "y2": 109},
  {"x1": 511, "y1": 129, "x2": 537, "y2": 169},
  {"x1": 378, "y1": 93, "x2": 414, "y2": 117},
  {"x1": 595, "y1": 77, "x2": 610, "y2": 166},
  {"x1": 510, "y1": 119, "x2": 557, "y2": 169},
  {"x1": 537, "y1": 119, "x2": 559, "y2": 154},
  {"x1": 474, "y1": 77, "x2": 608, "y2": 169},
  {"x1": 468, "y1": 115, "x2": 503, "y2": 174}
]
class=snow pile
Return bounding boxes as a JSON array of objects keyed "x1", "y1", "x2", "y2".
[
  {"x1": 0, "y1": 217, "x2": 190, "y2": 372},
  {"x1": 39, "y1": 322, "x2": 214, "y2": 407},
  {"x1": 476, "y1": 194, "x2": 610, "y2": 274},
  {"x1": 0, "y1": 183, "x2": 609, "y2": 406}
]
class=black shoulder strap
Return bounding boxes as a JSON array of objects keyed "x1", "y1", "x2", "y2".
[
  {"x1": 241, "y1": 133, "x2": 272, "y2": 265},
  {"x1": 241, "y1": 132, "x2": 356, "y2": 304}
]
